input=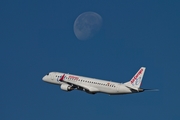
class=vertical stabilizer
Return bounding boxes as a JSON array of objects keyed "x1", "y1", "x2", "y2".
[{"x1": 124, "y1": 67, "x2": 146, "y2": 90}]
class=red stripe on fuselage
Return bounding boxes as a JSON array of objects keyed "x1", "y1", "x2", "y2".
[{"x1": 60, "y1": 74, "x2": 65, "y2": 81}]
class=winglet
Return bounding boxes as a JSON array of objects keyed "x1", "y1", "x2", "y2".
[{"x1": 60, "y1": 74, "x2": 65, "y2": 81}]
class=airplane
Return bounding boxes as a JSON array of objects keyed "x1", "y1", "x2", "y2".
[{"x1": 42, "y1": 67, "x2": 157, "y2": 95}]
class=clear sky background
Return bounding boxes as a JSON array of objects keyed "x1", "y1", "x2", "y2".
[{"x1": 1, "y1": 0, "x2": 180, "y2": 120}]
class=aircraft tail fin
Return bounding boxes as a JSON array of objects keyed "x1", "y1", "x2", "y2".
[{"x1": 124, "y1": 67, "x2": 146, "y2": 90}]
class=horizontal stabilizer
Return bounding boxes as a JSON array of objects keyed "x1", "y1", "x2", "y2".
[{"x1": 141, "y1": 88, "x2": 159, "y2": 92}]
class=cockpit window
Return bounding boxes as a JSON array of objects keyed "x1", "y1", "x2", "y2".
[{"x1": 46, "y1": 73, "x2": 49, "y2": 75}]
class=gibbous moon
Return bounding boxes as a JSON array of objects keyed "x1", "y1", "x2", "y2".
[{"x1": 74, "y1": 12, "x2": 102, "y2": 40}]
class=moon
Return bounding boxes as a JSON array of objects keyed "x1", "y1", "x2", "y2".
[{"x1": 74, "y1": 12, "x2": 102, "y2": 40}]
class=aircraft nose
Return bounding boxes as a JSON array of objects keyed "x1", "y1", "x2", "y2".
[{"x1": 42, "y1": 75, "x2": 47, "y2": 81}]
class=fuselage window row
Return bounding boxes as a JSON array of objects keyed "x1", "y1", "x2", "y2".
[{"x1": 57, "y1": 75, "x2": 115, "y2": 87}]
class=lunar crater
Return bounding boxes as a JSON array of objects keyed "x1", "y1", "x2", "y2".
[{"x1": 74, "y1": 12, "x2": 102, "y2": 40}]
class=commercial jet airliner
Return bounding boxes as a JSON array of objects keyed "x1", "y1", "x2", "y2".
[{"x1": 42, "y1": 67, "x2": 156, "y2": 95}]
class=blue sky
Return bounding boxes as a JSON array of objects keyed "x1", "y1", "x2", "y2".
[{"x1": 0, "y1": 0, "x2": 180, "y2": 119}]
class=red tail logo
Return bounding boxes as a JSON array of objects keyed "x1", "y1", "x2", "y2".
[{"x1": 131, "y1": 69, "x2": 143, "y2": 84}]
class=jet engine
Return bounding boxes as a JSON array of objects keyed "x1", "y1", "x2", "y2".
[{"x1": 60, "y1": 84, "x2": 73, "y2": 91}]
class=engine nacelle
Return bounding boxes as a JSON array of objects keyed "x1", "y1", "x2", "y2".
[{"x1": 60, "y1": 84, "x2": 73, "y2": 91}]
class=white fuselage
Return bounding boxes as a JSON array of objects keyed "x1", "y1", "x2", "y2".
[{"x1": 42, "y1": 72, "x2": 135, "y2": 95}]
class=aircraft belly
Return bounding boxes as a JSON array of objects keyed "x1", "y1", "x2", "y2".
[
  {"x1": 97, "y1": 86, "x2": 117, "y2": 94},
  {"x1": 117, "y1": 85, "x2": 132, "y2": 94}
]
